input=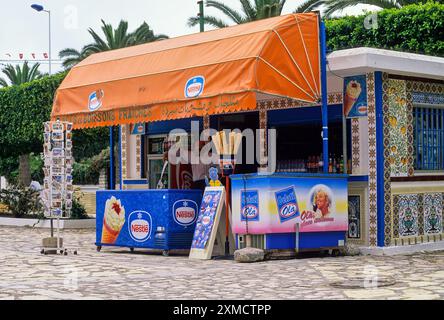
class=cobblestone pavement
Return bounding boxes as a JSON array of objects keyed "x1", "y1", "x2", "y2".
[{"x1": 0, "y1": 226, "x2": 443, "y2": 300}]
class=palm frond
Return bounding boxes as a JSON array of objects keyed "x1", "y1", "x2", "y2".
[
  {"x1": 59, "y1": 48, "x2": 81, "y2": 58},
  {"x1": 28, "y1": 63, "x2": 42, "y2": 81},
  {"x1": 187, "y1": 15, "x2": 230, "y2": 28},
  {"x1": 293, "y1": 0, "x2": 324, "y2": 13},
  {"x1": 240, "y1": 0, "x2": 257, "y2": 20},
  {"x1": 323, "y1": 0, "x2": 401, "y2": 17},
  {"x1": 87, "y1": 21, "x2": 109, "y2": 51},
  {"x1": 0, "y1": 61, "x2": 41, "y2": 86},
  {"x1": 206, "y1": 0, "x2": 246, "y2": 24},
  {"x1": 0, "y1": 77, "x2": 8, "y2": 87}
]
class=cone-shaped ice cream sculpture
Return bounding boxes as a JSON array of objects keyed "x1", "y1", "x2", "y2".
[
  {"x1": 101, "y1": 196, "x2": 125, "y2": 244},
  {"x1": 211, "y1": 130, "x2": 242, "y2": 176},
  {"x1": 344, "y1": 80, "x2": 362, "y2": 117}
]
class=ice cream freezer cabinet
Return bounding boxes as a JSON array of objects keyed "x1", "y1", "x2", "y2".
[
  {"x1": 95, "y1": 189, "x2": 202, "y2": 255},
  {"x1": 230, "y1": 173, "x2": 349, "y2": 252}
]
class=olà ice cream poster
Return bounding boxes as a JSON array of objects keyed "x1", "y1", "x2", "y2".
[{"x1": 343, "y1": 75, "x2": 367, "y2": 118}]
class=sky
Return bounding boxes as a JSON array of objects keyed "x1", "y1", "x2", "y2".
[{"x1": 0, "y1": 0, "x2": 378, "y2": 74}]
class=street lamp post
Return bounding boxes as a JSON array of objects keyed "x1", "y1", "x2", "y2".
[{"x1": 31, "y1": 4, "x2": 51, "y2": 75}]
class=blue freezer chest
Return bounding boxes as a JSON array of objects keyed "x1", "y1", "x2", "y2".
[{"x1": 96, "y1": 189, "x2": 202, "y2": 252}]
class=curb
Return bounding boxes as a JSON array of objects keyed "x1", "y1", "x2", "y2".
[
  {"x1": 359, "y1": 240, "x2": 444, "y2": 256},
  {"x1": 0, "y1": 217, "x2": 96, "y2": 229}
]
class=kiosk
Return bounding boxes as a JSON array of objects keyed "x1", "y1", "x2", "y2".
[{"x1": 51, "y1": 13, "x2": 353, "y2": 255}]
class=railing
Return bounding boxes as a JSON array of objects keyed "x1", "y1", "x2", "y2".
[{"x1": 414, "y1": 106, "x2": 444, "y2": 171}]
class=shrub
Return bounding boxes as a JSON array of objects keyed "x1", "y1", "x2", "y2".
[
  {"x1": 0, "y1": 185, "x2": 44, "y2": 218},
  {"x1": 70, "y1": 194, "x2": 89, "y2": 220}
]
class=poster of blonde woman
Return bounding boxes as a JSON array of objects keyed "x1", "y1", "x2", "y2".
[{"x1": 309, "y1": 185, "x2": 334, "y2": 220}]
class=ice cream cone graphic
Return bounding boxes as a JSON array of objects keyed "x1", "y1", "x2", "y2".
[
  {"x1": 101, "y1": 196, "x2": 125, "y2": 244},
  {"x1": 344, "y1": 80, "x2": 362, "y2": 117}
]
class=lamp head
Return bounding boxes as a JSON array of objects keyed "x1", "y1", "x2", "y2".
[{"x1": 31, "y1": 4, "x2": 44, "y2": 12}]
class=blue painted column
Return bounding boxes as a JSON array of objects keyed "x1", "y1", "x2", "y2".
[
  {"x1": 320, "y1": 21, "x2": 329, "y2": 172},
  {"x1": 375, "y1": 71, "x2": 385, "y2": 247},
  {"x1": 119, "y1": 125, "x2": 122, "y2": 190},
  {"x1": 109, "y1": 126, "x2": 115, "y2": 190}
]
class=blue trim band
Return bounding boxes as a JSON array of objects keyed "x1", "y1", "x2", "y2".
[
  {"x1": 348, "y1": 175, "x2": 369, "y2": 182},
  {"x1": 375, "y1": 71, "x2": 385, "y2": 247},
  {"x1": 123, "y1": 180, "x2": 148, "y2": 185}
]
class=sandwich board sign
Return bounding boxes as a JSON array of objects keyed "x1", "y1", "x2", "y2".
[{"x1": 189, "y1": 186, "x2": 225, "y2": 260}]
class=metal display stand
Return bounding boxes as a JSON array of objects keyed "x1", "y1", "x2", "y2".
[{"x1": 40, "y1": 120, "x2": 77, "y2": 255}]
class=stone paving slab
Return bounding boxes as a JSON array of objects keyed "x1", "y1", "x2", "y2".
[{"x1": 0, "y1": 226, "x2": 443, "y2": 300}]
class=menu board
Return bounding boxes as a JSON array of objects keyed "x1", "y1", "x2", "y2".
[
  {"x1": 42, "y1": 121, "x2": 73, "y2": 218},
  {"x1": 189, "y1": 186, "x2": 225, "y2": 260}
]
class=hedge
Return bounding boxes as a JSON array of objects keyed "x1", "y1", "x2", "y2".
[
  {"x1": 0, "y1": 72, "x2": 67, "y2": 158},
  {"x1": 0, "y1": 72, "x2": 109, "y2": 161},
  {"x1": 325, "y1": 2, "x2": 444, "y2": 57}
]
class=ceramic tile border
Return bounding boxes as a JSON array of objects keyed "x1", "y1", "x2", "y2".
[
  {"x1": 203, "y1": 114, "x2": 210, "y2": 131},
  {"x1": 135, "y1": 134, "x2": 141, "y2": 177},
  {"x1": 259, "y1": 105, "x2": 268, "y2": 168},
  {"x1": 120, "y1": 125, "x2": 127, "y2": 190},
  {"x1": 367, "y1": 72, "x2": 378, "y2": 246},
  {"x1": 418, "y1": 193, "x2": 424, "y2": 236},
  {"x1": 257, "y1": 92, "x2": 342, "y2": 111},
  {"x1": 382, "y1": 73, "x2": 392, "y2": 246},
  {"x1": 405, "y1": 81, "x2": 416, "y2": 176},
  {"x1": 409, "y1": 81, "x2": 444, "y2": 95},
  {"x1": 351, "y1": 118, "x2": 360, "y2": 173}
]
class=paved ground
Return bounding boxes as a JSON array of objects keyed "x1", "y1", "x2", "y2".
[{"x1": 0, "y1": 226, "x2": 443, "y2": 300}]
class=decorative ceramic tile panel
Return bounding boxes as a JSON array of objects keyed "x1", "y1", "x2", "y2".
[
  {"x1": 424, "y1": 193, "x2": 443, "y2": 235},
  {"x1": 386, "y1": 79, "x2": 410, "y2": 177},
  {"x1": 348, "y1": 195, "x2": 361, "y2": 239},
  {"x1": 398, "y1": 194, "x2": 419, "y2": 237},
  {"x1": 367, "y1": 72, "x2": 377, "y2": 246}
]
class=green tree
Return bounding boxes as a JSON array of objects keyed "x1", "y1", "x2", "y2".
[
  {"x1": 0, "y1": 71, "x2": 111, "y2": 187},
  {"x1": 316, "y1": 0, "x2": 443, "y2": 17},
  {"x1": 0, "y1": 61, "x2": 42, "y2": 87},
  {"x1": 325, "y1": 2, "x2": 444, "y2": 56},
  {"x1": 0, "y1": 61, "x2": 44, "y2": 186},
  {"x1": 59, "y1": 20, "x2": 168, "y2": 69},
  {"x1": 187, "y1": 0, "x2": 288, "y2": 28}
]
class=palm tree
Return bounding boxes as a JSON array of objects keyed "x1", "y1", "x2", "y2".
[
  {"x1": 0, "y1": 61, "x2": 42, "y2": 87},
  {"x1": 187, "y1": 0, "x2": 287, "y2": 28},
  {"x1": 59, "y1": 20, "x2": 168, "y2": 69}
]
